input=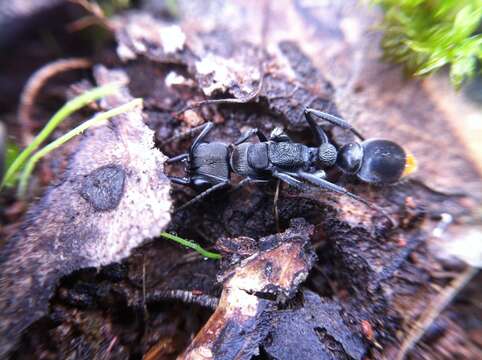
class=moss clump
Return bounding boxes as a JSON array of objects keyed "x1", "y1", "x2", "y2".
[{"x1": 375, "y1": 0, "x2": 482, "y2": 88}]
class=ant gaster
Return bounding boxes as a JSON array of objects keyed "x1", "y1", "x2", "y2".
[{"x1": 166, "y1": 108, "x2": 417, "y2": 222}]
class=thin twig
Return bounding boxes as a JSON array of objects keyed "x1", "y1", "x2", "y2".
[
  {"x1": 67, "y1": 0, "x2": 114, "y2": 32},
  {"x1": 103, "y1": 336, "x2": 117, "y2": 360},
  {"x1": 274, "y1": 179, "x2": 281, "y2": 233},
  {"x1": 145, "y1": 289, "x2": 219, "y2": 310},
  {"x1": 142, "y1": 255, "x2": 148, "y2": 319},
  {"x1": 173, "y1": 68, "x2": 266, "y2": 116},
  {"x1": 0, "y1": 123, "x2": 5, "y2": 182},
  {"x1": 17, "y1": 98, "x2": 142, "y2": 197},
  {"x1": 18, "y1": 58, "x2": 92, "y2": 146}
]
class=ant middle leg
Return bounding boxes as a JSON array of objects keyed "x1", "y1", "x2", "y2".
[
  {"x1": 304, "y1": 109, "x2": 330, "y2": 145},
  {"x1": 229, "y1": 177, "x2": 269, "y2": 193},
  {"x1": 269, "y1": 127, "x2": 292, "y2": 143}
]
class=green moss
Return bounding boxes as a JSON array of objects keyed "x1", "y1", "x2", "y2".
[{"x1": 374, "y1": 0, "x2": 482, "y2": 88}]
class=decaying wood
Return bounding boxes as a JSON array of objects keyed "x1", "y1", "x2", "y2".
[
  {"x1": 113, "y1": 3, "x2": 481, "y2": 359},
  {"x1": 264, "y1": 289, "x2": 366, "y2": 360},
  {"x1": 0, "y1": 66, "x2": 171, "y2": 357},
  {"x1": 182, "y1": 219, "x2": 316, "y2": 359},
  {"x1": 0, "y1": 0, "x2": 480, "y2": 359}
]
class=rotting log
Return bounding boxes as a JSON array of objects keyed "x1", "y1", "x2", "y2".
[{"x1": 0, "y1": 0, "x2": 480, "y2": 359}]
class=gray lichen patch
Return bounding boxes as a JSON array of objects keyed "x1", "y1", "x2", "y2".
[{"x1": 80, "y1": 164, "x2": 126, "y2": 212}]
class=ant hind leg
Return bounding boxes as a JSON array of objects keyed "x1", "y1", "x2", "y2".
[
  {"x1": 175, "y1": 180, "x2": 230, "y2": 212},
  {"x1": 297, "y1": 170, "x2": 395, "y2": 227}
]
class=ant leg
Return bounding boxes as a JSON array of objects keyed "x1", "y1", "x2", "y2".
[
  {"x1": 167, "y1": 122, "x2": 212, "y2": 165},
  {"x1": 175, "y1": 181, "x2": 230, "y2": 212},
  {"x1": 191, "y1": 122, "x2": 214, "y2": 150},
  {"x1": 159, "y1": 123, "x2": 212, "y2": 146},
  {"x1": 304, "y1": 108, "x2": 365, "y2": 141},
  {"x1": 272, "y1": 171, "x2": 306, "y2": 190},
  {"x1": 304, "y1": 109, "x2": 330, "y2": 145},
  {"x1": 166, "y1": 153, "x2": 189, "y2": 164},
  {"x1": 297, "y1": 171, "x2": 394, "y2": 226},
  {"x1": 169, "y1": 176, "x2": 191, "y2": 185},
  {"x1": 230, "y1": 177, "x2": 269, "y2": 193},
  {"x1": 234, "y1": 128, "x2": 267, "y2": 145}
]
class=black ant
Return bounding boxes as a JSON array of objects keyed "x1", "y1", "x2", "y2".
[{"x1": 166, "y1": 108, "x2": 417, "y2": 223}]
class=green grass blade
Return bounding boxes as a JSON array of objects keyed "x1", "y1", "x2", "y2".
[
  {"x1": 2, "y1": 82, "x2": 122, "y2": 189},
  {"x1": 17, "y1": 98, "x2": 142, "y2": 198},
  {"x1": 159, "y1": 232, "x2": 222, "y2": 260}
]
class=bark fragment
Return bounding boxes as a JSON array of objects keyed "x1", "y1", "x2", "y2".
[
  {"x1": 0, "y1": 66, "x2": 171, "y2": 357},
  {"x1": 264, "y1": 289, "x2": 365, "y2": 360},
  {"x1": 182, "y1": 219, "x2": 316, "y2": 359}
]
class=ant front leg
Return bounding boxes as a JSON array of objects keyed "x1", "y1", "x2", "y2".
[{"x1": 304, "y1": 108, "x2": 365, "y2": 141}]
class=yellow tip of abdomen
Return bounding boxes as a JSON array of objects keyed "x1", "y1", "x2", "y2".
[{"x1": 402, "y1": 152, "x2": 417, "y2": 177}]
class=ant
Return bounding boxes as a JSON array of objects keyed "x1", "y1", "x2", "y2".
[{"x1": 166, "y1": 108, "x2": 417, "y2": 223}]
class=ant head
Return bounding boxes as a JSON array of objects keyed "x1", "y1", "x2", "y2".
[{"x1": 338, "y1": 139, "x2": 417, "y2": 184}]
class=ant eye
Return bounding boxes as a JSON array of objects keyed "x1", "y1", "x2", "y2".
[
  {"x1": 357, "y1": 139, "x2": 407, "y2": 184},
  {"x1": 337, "y1": 143, "x2": 363, "y2": 174}
]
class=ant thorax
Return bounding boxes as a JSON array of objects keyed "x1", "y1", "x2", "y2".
[{"x1": 268, "y1": 142, "x2": 311, "y2": 170}]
